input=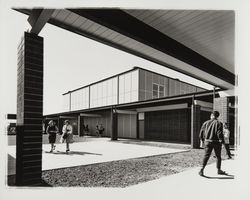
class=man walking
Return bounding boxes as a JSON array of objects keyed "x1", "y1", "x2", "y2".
[{"x1": 199, "y1": 111, "x2": 227, "y2": 176}]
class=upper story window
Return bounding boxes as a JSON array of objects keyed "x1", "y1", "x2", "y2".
[{"x1": 152, "y1": 83, "x2": 165, "y2": 99}]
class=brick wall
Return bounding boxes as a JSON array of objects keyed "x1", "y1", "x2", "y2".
[
  {"x1": 213, "y1": 97, "x2": 229, "y2": 124},
  {"x1": 16, "y1": 32, "x2": 43, "y2": 186}
]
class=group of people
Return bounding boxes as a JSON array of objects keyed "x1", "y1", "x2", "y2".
[
  {"x1": 199, "y1": 110, "x2": 232, "y2": 176},
  {"x1": 46, "y1": 110, "x2": 231, "y2": 176},
  {"x1": 46, "y1": 119, "x2": 73, "y2": 153},
  {"x1": 46, "y1": 121, "x2": 105, "y2": 152},
  {"x1": 95, "y1": 124, "x2": 105, "y2": 137},
  {"x1": 80, "y1": 124, "x2": 89, "y2": 137}
]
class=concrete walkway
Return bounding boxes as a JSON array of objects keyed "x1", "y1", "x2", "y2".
[
  {"x1": 5, "y1": 137, "x2": 241, "y2": 200},
  {"x1": 126, "y1": 159, "x2": 237, "y2": 200},
  {"x1": 7, "y1": 138, "x2": 187, "y2": 175}
]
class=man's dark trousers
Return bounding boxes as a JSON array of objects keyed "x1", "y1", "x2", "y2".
[{"x1": 202, "y1": 141, "x2": 222, "y2": 169}]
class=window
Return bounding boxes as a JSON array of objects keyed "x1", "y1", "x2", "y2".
[{"x1": 152, "y1": 83, "x2": 165, "y2": 98}]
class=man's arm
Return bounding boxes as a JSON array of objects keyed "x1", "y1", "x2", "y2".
[
  {"x1": 199, "y1": 122, "x2": 206, "y2": 142},
  {"x1": 217, "y1": 122, "x2": 225, "y2": 143}
]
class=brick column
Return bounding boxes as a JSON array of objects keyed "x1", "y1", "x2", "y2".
[
  {"x1": 191, "y1": 104, "x2": 201, "y2": 148},
  {"x1": 16, "y1": 32, "x2": 43, "y2": 186},
  {"x1": 213, "y1": 97, "x2": 229, "y2": 124}
]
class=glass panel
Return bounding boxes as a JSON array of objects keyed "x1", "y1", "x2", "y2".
[
  {"x1": 112, "y1": 95, "x2": 117, "y2": 104},
  {"x1": 124, "y1": 73, "x2": 131, "y2": 93},
  {"x1": 159, "y1": 85, "x2": 164, "y2": 93},
  {"x1": 131, "y1": 90, "x2": 138, "y2": 102},
  {"x1": 131, "y1": 70, "x2": 139, "y2": 91},
  {"x1": 153, "y1": 90, "x2": 158, "y2": 98},
  {"x1": 119, "y1": 75, "x2": 125, "y2": 95},
  {"x1": 153, "y1": 83, "x2": 158, "y2": 91},
  {"x1": 125, "y1": 92, "x2": 130, "y2": 103},
  {"x1": 103, "y1": 81, "x2": 107, "y2": 98},
  {"x1": 113, "y1": 77, "x2": 118, "y2": 95}
]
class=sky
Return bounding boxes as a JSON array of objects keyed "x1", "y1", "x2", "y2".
[{"x1": 0, "y1": 6, "x2": 215, "y2": 117}]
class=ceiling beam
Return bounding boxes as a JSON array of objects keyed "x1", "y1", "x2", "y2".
[
  {"x1": 68, "y1": 9, "x2": 235, "y2": 86},
  {"x1": 27, "y1": 9, "x2": 54, "y2": 34}
]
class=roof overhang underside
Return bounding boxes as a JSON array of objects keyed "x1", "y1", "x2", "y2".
[{"x1": 15, "y1": 8, "x2": 235, "y2": 89}]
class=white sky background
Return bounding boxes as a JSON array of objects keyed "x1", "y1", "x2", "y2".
[
  {"x1": 0, "y1": 6, "x2": 214, "y2": 116},
  {"x1": 0, "y1": 0, "x2": 250, "y2": 200}
]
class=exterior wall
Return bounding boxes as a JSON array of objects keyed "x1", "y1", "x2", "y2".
[
  {"x1": 83, "y1": 111, "x2": 111, "y2": 137},
  {"x1": 138, "y1": 69, "x2": 205, "y2": 101},
  {"x1": 62, "y1": 68, "x2": 205, "y2": 112},
  {"x1": 214, "y1": 96, "x2": 235, "y2": 145},
  {"x1": 62, "y1": 94, "x2": 70, "y2": 112},
  {"x1": 214, "y1": 97, "x2": 229, "y2": 124},
  {"x1": 71, "y1": 87, "x2": 89, "y2": 111},
  {"x1": 144, "y1": 108, "x2": 191, "y2": 143},
  {"x1": 118, "y1": 69, "x2": 139, "y2": 104},
  {"x1": 90, "y1": 77, "x2": 118, "y2": 108},
  {"x1": 117, "y1": 113, "x2": 137, "y2": 138}
]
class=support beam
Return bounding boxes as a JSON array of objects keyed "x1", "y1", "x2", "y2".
[
  {"x1": 28, "y1": 9, "x2": 54, "y2": 35},
  {"x1": 191, "y1": 104, "x2": 201, "y2": 148},
  {"x1": 69, "y1": 9, "x2": 235, "y2": 86},
  {"x1": 116, "y1": 109, "x2": 137, "y2": 115},
  {"x1": 111, "y1": 108, "x2": 118, "y2": 140},
  {"x1": 80, "y1": 113, "x2": 102, "y2": 117}
]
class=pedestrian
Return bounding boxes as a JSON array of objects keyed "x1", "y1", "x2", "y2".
[
  {"x1": 61, "y1": 120, "x2": 73, "y2": 153},
  {"x1": 198, "y1": 111, "x2": 227, "y2": 176},
  {"x1": 85, "y1": 124, "x2": 89, "y2": 134},
  {"x1": 95, "y1": 124, "x2": 99, "y2": 136},
  {"x1": 99, "y1": 124, "x2": 104, "y2": 137},
  {"x1": 46, "y1": 120, "x2": 59, "y2": 153},
  {"x1": 80, "y1": 124, "x2": 85, "y2": 137},
  {"x1": 223, "y1": 123, "x2": 232, "y2": 159}
]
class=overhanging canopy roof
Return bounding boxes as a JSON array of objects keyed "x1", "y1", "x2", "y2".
[{"x1": 15, "y1": 8, "x2": 235, "y2": 89}]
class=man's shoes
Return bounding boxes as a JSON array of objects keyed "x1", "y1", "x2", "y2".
[
  {"x1": 198, "y1": 169, "x2": 204, "y2": 176},
  {"x1": 53, "y1": 145, "x2": 56, "y2": 150},
  {"x1": 49, "y1": 150, "x2": 53, "y2": 153},
  {"x1": 217, "y1": 170, "x2": 227, "y2": 175},
  {"x1": 66, "y1": 149, "x2": 70, "y2": 153},
  {"x1": 228, "y1": 156, "x2": 232, "y2": 159}
]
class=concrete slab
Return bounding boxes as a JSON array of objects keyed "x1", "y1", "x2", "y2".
[{"x1": 7, "y1": 138, "x2": 186, "y2": 175}]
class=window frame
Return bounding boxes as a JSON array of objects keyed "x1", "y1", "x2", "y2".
[{"x1": 152, "y1": 83, "x2": 165, "y2": 99}]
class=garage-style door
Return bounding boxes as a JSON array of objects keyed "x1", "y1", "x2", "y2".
[{"x1": 144, "y1": 109, "x2": 191, "y2": 143}]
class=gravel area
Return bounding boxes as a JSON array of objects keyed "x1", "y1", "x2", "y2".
[{"x1": 41, "y1": 148, "x2": 232, "y2": 187}]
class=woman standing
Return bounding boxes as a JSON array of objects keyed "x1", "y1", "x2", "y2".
[
  {"x1": 223, "y1": 123, "x2": 232, "y2": 159},
  {"x1": 46, "y1": 120, "x2": 59, "y2": 152},
  {"x1": 62, "y1": 120, "x2": 73, "y2": 153}
]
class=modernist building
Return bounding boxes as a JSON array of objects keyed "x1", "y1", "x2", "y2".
[
  {"x1": 13, "y1": 8, "x2": 236, "y2": 186},
  {"x1": 45, "y1": 67, "x2": 235, "y2": 147}
]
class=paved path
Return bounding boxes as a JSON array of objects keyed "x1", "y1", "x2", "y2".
[
  {"x1": 126, "y1": 159, "x2": 237, "y2": 200},
  {"x1": 6, "y1": 138, "x2": 243, "y2": 200},
  {"x1": 7, "y1": 138, "x2": 187, "y2": 175}
]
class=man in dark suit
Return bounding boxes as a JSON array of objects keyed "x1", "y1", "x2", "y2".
[{"x1": 199, "y1": 111, "x2": 227, "y2": 176}]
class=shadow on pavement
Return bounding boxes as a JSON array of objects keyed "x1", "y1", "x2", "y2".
[
  {"x1": 7, "y1": 174, "x2": 52, "y2": 187},
  {"x1": 203, "y1": 174, "x2": 234, "y2": 179},
  {"x1": 45, "y1": 150, "x2": 102, "y2": 156}
]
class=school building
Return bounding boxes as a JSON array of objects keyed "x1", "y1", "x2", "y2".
[
  {"x1": 44, "y1": 67, "x2": 235, "y2": 147},
  {"x1": 13, "y1": 8, "x2": 236, "y2": 185}
]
